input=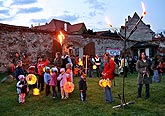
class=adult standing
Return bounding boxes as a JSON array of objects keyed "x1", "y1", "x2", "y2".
[
  {"x1": 136, "y1": 52, "x2": 152, "y2": 99},
  {"x1": 94, "y1": 54, "x2": 101, "y2": 78},
  {"x1": 14, "y1": 60, "x2": 25, "y2": 81},
  {"x1": 102, "y1": 52, "x2": 115, "y2": 103}
]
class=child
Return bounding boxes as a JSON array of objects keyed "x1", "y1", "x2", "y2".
[
  {"x1": 49, "y1": 67, "x2": 58, "y2": 98},
  {"x1": 78, "y1": 73, "x2": 87, "y2": 102},
  {"x1": 16, "y1": 75, "x2": 29, "y2": 103},
  {"x1": 57, "y1": 68, "x2": 68, "y2": 99},
  {"x1": 44, "y1": 67, "x2": 51, "y2": 96},
  {"x1": 66, "y1": 63, "x2": 73, "y2": 83}
]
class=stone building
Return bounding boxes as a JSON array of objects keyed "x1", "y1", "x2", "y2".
[{"x1": 0, "y1": 13, "x2": 164, "y2": 72}]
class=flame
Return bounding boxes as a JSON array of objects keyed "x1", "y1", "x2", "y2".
[
  {"x1": 141, "y1": 2, "x2": 147, "y2": 18},
  {"x1": 105, "y1": 16, "x2": 112, "y2": 27},
  {"x1": 58, "y1": 31, "x2": 65, "y2": 46}
]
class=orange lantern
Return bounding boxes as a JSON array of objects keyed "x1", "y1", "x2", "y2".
[
  {"x1": 26, "y1": 74, "x2": 37, "y2": 85},
  {"x1": 33, "y1": 88, "x2": 40, "y2": 96},
  {"x1": 106, "y1": 79, "x2": 112, "y2": 88},
  {"x1": 64, "y1": 82, "x2": 74, "y2": 93},
  {"x1": 99, "y1": 79, "x2": 104, "y2": 87},
  {"x1": 99, "y1": 79, "x2": 112, "y2": 88}
]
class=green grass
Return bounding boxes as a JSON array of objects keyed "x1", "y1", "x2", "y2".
[{"x1": 0, "y1": 73, "x2": 165, "y2": 116}]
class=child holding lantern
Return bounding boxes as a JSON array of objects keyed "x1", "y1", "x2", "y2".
[
  {"x1": 57, "y1": 68, "x2": 68, "y2": 99},
  {"x1": 44, "y1": 67, "x2": 51, "y2": 96},
  {"x1": 16, "y1": 75, "x2": 29, "y2": 103},
  {"x1": 49, "y1": 67, "x2": 58, "y2": 98},
  {"x1": 78, "y1": 72, "x2": 87, "y2": 102}
]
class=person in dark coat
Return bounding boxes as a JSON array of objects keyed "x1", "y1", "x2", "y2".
[
  {"x1": 136, "y1": 52, "x2": 152, "y2": 99},
  {"x1": 14, "y1": 60, "x2": 25, "y2": 81},
  {"x1": 78, "y1": 73, "x2": 87, "y2": 101}
]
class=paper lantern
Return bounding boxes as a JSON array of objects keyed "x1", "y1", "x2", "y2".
[
  {"x1": 99, "y1": 79, "x2": 112, "y2": 88},
  {"x1": 33, "y1": 88, "x2": 40, "y2": 96},
  {"x1": 64, "y1": 82, "x2": 74, "y2": 93},
  {"x1": 93, "y1": 65, "x2": 97, "y2": 69},
  {"x1": 99, "y1": 79, "x2": 104, "y2": 87},
  {"x1": 106, "y1": 79, "x2": 112, "y2": 88},
  {"x1": 26, "y1": 74, "x2": 37, "y2": 85}
]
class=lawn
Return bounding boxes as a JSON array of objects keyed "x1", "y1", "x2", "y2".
[{"x1": 0, "y1": 73, "x2": 164, "y2": 116}]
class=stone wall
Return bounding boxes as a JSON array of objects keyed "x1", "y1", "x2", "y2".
[{"x1": 0, "y1": 24, "x2": 54, "y2": 72}]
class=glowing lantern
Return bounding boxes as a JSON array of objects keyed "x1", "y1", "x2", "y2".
[
  {"x1": 106, "y1": 79, "x2": 112, "y2": 88},
  {"x1": 26, "y1": 74, "x2": 37, "y2": 85},
  {"x1": 33, "y1": 88, "x2": 40, "y2": 96},
  {"x1": 78, "y1": 58, "x2": 83, "y2": 66},
  {"x1": 99, "y1": 79, "x2": 112, "y2": 88},
  {"x1": 93, "y1": 65, "x2": 97, "y2": 69},
  {"x1": 64, "y1": 82, "x2": 74, "y2": 93}
]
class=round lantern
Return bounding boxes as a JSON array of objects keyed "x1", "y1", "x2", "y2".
[
  {"x1": 93, "y1": 65, "x2": 97, "y2": 69},
  {"x1": 26, "y1": 74, "x2": 37, "y2": 85},
  {"x1": 102, "y1": 79, "x2": 107, "y2": 87},
  {"x1": 64, "y1": 82, "x2": 74, "y2": 93},
  {"x1": 33, "y1": 88, "x2": 40, "y2": 96}
]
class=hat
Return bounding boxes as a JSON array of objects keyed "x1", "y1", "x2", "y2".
[
  {"x1": 18, "y1": 75, "x2": 25, "y2": 80},
  {"x1": 45, "y1": 66, "x2": 50, "y2": 70},
  {"x1": 66, "y1": 63, "x2": 72, "y2": 69},
  {"x1": 60, "y1": 68, "x2": 65, "y2": 72},
  {"x1": 52, "y1": 67, "x2": 58, "y2": 72}
]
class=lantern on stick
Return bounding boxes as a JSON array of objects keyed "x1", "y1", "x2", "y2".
[
  {"x1": 26, "y1": 74, "x2": 37, "y2": 85},
  {"x1": 64, "y1": 82, "x2": 74, "y2": 93},
  {"x1": 33, "y1": 88, "x2": 40, "y2": 96}
]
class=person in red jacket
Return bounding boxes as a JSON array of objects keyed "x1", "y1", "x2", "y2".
[{"x1": 102, "y1": 52, "x2": 115, "y2": 103}]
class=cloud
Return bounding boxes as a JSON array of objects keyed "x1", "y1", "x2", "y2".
[
  {"x1": 0, "y1": 1, "x2": 3, "y2": 6},
  {"x1": 53, "y1": 14, "x2": 80, "y2": 22},
  {"x1": 12, "y1": 0, "x2": 37, "y2": 5},
  {"x1": 0, "y1": 16, "x2": 14, "y2": 21},
  {"x1": 84, "y1": 0, "x2": 106, "y2": 10},
  {"x1": 31, "y1": 18, "x2": 49, "y2": 23},
  {"x1": 17, "y1": 7, "x2": 43, "y2": 14},
  {"x1": 0, "y1": 9, "x2": 10, "y2": 16},
  {"x1": 89, "y1": 11, "x2": 96, "y2": 17}
]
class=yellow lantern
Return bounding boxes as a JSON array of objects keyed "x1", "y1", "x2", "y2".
[
  {"x1": 99, "y1": 79, "x2": 104, "y2": 87},
  {"x1": 99, "y1": 79, "x2": 112, "y2": 88},
  {"x1": 64, "y1": 82, "x2": 74, "y2": 93},
  {"x1": 33, "y1": 88, "x2": 40, "y2": 96},
  {"x1": 93, "y1": 65, "x2": 97, "y2": 69},
  {"x1": 26, "y1": 74, "x2": 37, "y2": 85},
  {"x1": 106, "y1": 79, "x2": 112, "y2": 88},
  {"x1": 102, "y1": 79, "x2": 107, "y2": 87}
]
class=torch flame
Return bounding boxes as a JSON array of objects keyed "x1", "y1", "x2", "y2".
[
  {"x1": 105, "y1": 16, "x2": 112, "y2": 27},
  {"x1": 58, "y1": 31, "x2": 65, "y2": 46},
  {"x1": 141, "y1": 1, "x2": 147, "y2": 18}
]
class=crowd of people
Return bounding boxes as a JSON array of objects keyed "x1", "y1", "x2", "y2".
[{"x1": 9, "y1": 51, "x2": 163, "y2": 104}]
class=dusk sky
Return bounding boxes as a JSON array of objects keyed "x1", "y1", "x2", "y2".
[{"x1": 0, "y1": 0, "x2": 164, "y2": 32}]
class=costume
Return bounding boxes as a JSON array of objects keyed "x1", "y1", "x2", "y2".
[
  {"x1": 49, "y1": 68, "x2": 58, "y2": 98},
  {"x1": 78, "y1": 76, "x2": 87, "y2": 101},
  {"x1": 102, "y1": 59, "x2": 115, "y2": 103},
  {"x1": 16, "y1": 75, "x2": 29, "y2": 103},
  {"x1": 44, "y1": 68, "x2": 51, "y2": 96},
  {"x1": 57, "y1": 68, "x2": 68, "y2": 99}
]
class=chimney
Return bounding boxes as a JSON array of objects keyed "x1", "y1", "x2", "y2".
[
  {"x1": 128, "y1": 16, "x2": 131, "y2": 22},
  {"x1": 64, "y1": 23, "x2": 67, "y2": 31}
]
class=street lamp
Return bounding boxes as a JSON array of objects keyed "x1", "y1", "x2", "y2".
[{"x1": 106, "y1": 2, "x2": 147, "y2": 109}]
